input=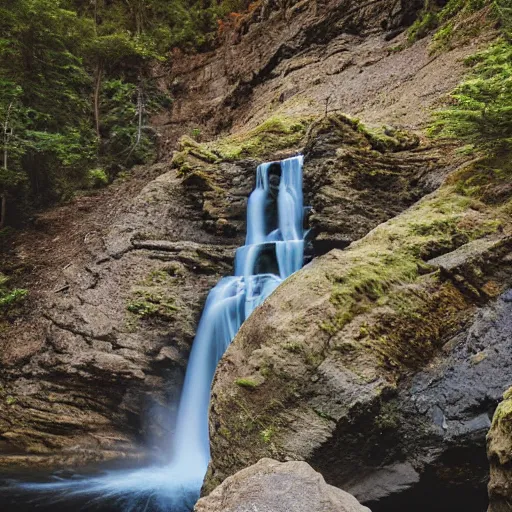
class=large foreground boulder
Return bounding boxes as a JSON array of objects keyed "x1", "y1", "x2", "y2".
[
  {"x1": 488, "y1": 388, "x2": 512, "y2": 512},
  {"x1": 195, "y1": 458, "x2": 370, "y2": 512}
]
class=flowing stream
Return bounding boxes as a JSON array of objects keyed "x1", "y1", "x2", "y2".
[{"x1": 4, "y1": 155, "x2": 306, "y2": 511}]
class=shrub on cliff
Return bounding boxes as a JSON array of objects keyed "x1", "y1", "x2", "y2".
[
  {"x1": 429, "y1": 40, "x2": 512, "y2": 154},
  {"x1": 408, "y1": 0, "x2": 503, "y2": 44}
]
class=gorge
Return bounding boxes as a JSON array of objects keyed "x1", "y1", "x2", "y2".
[{"x1": 1, "y1": 1, "x2": 512, "y2": 512}]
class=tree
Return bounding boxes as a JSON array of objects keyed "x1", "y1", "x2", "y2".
[
  {"x1": 0, "y1": 0, "x2": 254, "y2": 226},
  {"x1": 429, "y1": 2, "x2": 512, "y2": 154}
]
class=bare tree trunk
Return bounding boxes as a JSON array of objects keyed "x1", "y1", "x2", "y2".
[
  {"x1": 125, "y1": 80, "x2": 145, "y2": 163},
  {"x1": 93, "y1": 63, "x2": 103, "y2": 141},
  {"x1": 1, "y1": 102, "x2": 13, "y2": 229},
  {"x1": 3, "y1": 102, "x2": 12, "y2": 170},
  {"x1": 0, "y1": 194, "x2": 5, "y2": 230},
  {"x1": 136, "y1": 82, "x2": 144, "y2": 145}
]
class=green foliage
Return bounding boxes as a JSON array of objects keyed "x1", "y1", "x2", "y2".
[
  {"x1": 0, "y1": 273, "x2": 27, "y2": 311},
  {"x1": 408, "y1": 11, "x2": 439, "y2": 43},
  {"x1": 100, "y1": 78, "x2": 164, "y2": 169},
  {"x1": 429, "y1": 40, "x2": 512, "y2": 153},
  {"x1": 428, "y1": 0, "x2": 512, "y2": 152},
  {"x1": 0, "y1": 0, "x2": 97, "y2": 208},
  {"x1": 0, "y1": 0, "x2": 252, "y2": 225},
  {"x1": 408, "y1": 0, "x2": 492, "y2": 43},
  {"x1": 87, "y1": 169, "x2": 109, "y2": 188}
]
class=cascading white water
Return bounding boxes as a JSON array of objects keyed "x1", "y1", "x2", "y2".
[{"x1": 7, "y1": 155, "x2": 306, "y2": 511}]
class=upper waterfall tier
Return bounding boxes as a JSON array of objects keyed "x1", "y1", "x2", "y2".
[{"x1": 236, "y1": 155, "x2": 305, "y2": 279}]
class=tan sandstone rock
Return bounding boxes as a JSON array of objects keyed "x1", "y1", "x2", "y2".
[{"x1": 195, "y1": 458, "x2": 370, "y2": 512}]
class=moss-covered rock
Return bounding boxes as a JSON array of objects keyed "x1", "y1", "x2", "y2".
[
  {"x1": 172, "y1": 113, "x2": 435, "y2": 245},
  {"x1": 488, "y1": 387, "x2": 512, "y2": 512},
  {"x1": 206, "y1": 142, "x2": 512, "y2": 500}
]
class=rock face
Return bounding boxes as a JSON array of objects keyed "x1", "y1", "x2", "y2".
[
  {"x1": 194, "y1": 458, "x2": 370, "y2": 512},
  {"x1": 160, "y1": 0, "x2": 483, "y2": 151},
  {"x1": 206, "y1": 146, "x2": 512, "y2": 512},
  {"x1": 0, "y1": 158, "x2": 255, "y2": 466},
  {"x1": 488, "y1": 386, "x2": 512, "y2": 512},
  {"x1": 0, "y1": 111, "x2": 439, "y2": 468},
  {"x1": 341, "y1": 287, "x2": 512, "y2": 511}
]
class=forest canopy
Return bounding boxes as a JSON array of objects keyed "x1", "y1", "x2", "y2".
[{"x1": 0, "y1": 0, "x2": 251, "y2": 227}]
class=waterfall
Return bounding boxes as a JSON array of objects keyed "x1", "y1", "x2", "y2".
[
  {"x1": 170, "y1": 155, "x2": 305, "y2": 499},
  {"x1": 7, "y1": 155, "x2": 306, "y2": 511}
]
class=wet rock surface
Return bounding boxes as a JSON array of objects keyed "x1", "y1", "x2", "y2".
[
  {"x1": 194, "y1": 458, "x2": 370, "y2": 512},
  {"x1": 302, "y1": 116, "x2": 442, "y2": 251},
  {"x1": 206, "y1": 180, "x2": 512, "y2": 510},
  {"x1": 0, "y1": 107, "x2": 442, "y2": 470},
  {"x1": 342, "y1": 289, "x2": 512, "y2": 511}
]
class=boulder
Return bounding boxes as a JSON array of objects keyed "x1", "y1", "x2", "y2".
[
  {"x1": 206, "y1": 152, "x2": 512, "y2": 512},
  {"x1": 488, "y1": 387, "x2": 512, "y2": 512},
  {"x1": 195, "y1": 458, "x2": 370, "y2": 512}
]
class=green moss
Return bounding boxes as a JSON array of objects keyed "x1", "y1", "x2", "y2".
[
  {"x1": 172, "y1": 115, "x2": 313, "y2": 172},
  {"x1": 235, "y1": 378, "x2": 259, "y2": 389},
  {"x1": 408, "y1": 0, "x2": 492, "y2": 46},
  {"x1": 207, "y1": 115, "x2": 312, "y2": 161},
  {"x1": 408, "y1": 11, "x2": 439, "y2": 43},
  {"x1": 144, "y1": 264, "x2": 185, "y2": 286},
  {"x1": 177, "y1": 135, "x2": 220, "y2": 164},
  {"x1": 127, "y1": 290, "x2": 178, "y2": 321},
  {"x1": 374, "y1": 401, "x2": 401, "y2": 431},
  {"x1": 314, "y1": 409, "x2": 335, "y2": 421},
  {"x1": 322, "y1": 173, "x2": 508, "y2": 343},
  {"x1": 283, "y1": 341, "x2": 303, "y2": 353},
  {"x1": 260, "y1": 427, "x2": 275, "y2": 443},
  {"x1": 218, "y1": 427, "x2": 231, "y2": 439},
  {"x1": 352, "y1": 120, "x2": 420, "y2": 153},
  {"x1": 5, "y1": 396, "x2": 17, "y2": 406},
  {"x1": 492, "y1": 388, "x2": 512, "y2": 430}
]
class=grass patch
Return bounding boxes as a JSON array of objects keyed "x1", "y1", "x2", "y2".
[
  {"x1": 0, "y1": 273, "x2": 27, "y2": 312},
  {"x1": 235, "y1": 378, "x2": 259, "y2": 389},
  {"x1": 260, "y1": 427, "x2": 275, "y2": 443},
  {"x1": 127, "y1": 290, "x2": 178, "y2": 321}
]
